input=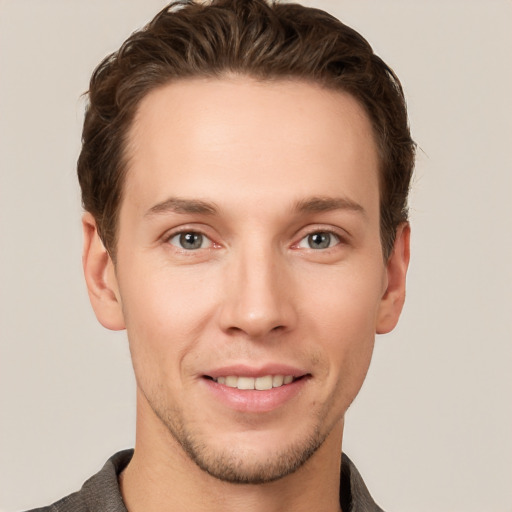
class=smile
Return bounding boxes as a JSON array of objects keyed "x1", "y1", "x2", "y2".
[
  {"x1": 203, "y1": 371, "x2": 309, "y2": 412},
  {"x1": 210, "y1": 375, "x2": 297, "y2": 390}
]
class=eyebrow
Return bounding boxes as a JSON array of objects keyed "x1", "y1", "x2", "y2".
[
  {"x1": 294, "y1": 196, "x2": 366, "y2": 216},
  {"x1": 145, "y1": 197, "x2": 218, "y2": 217},
  {"x1": 144, "y1": 195, "x2": 365, "y2": 218}
]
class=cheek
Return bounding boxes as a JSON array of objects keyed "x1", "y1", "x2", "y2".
[
  {"x1": 300, "y1": 264, "x2": 382, "y2": 384},
  {"x1": 315, "y1": 301, "x2": 376, "y2": 417},
  {"x1": 117, "y1": 263, "x2": 220, "y2": 379},
  {"x1": 319, "y1": 301, "x2": 376, "y2": 385},
  {"x1": 302, "y1": 262, "x2": 384, "y2": 335}
]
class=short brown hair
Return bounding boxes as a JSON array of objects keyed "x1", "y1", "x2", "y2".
[{"x1": 78, "y1": 0, "x2": 415, "y2": 259}]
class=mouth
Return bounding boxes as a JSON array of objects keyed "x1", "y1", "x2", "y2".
[
  {"x1": 202, "y1": 369, "x2": 310, "y2": 412},
  {"x1": 204, "y1": 374, "x2": 304, "y2": 391}
]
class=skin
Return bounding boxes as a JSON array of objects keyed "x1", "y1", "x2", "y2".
[{"x1": 82, "y1": 76, "x2": 410, "y2": 512}]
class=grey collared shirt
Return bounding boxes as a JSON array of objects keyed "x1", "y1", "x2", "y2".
[{"x1": 27, "y1": 449, "x2": 384, "y2": 512}]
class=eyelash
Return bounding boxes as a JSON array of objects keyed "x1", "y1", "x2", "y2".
[
  {"x1": 296, "y1": 230, "x2": 341, "y2": 250},
  {"x1": 293, "y1": 225, "x2": 349, "y2": 252},
  {"x1": 164, "y1": 227, "x2": 346, "y2": 253},
  {"x1": 166, "y1": 229, "x2": 215, "y2": 251}
]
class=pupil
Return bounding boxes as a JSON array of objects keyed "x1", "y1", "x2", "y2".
[
  {"x1": 180, "y1": 232, "x2": 202, "y2": 249},
  {"x1": 309, "y1": 232, "x2": 330, "y2": 249}
]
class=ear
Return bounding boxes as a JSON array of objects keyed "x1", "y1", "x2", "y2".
[
  {"x1": 376, "y1": 222, "x2": 411, "y2": 334},
  {"x1": 82, "y1": 212, "x2": 125, "y2": 331}
]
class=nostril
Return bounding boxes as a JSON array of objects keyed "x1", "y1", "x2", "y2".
[{"x1": 226, "y1": 326, "x2": 245, "y2": 335}]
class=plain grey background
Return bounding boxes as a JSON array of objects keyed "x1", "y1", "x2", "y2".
[{"x1": 1, "y1": 1, "x2": 511, "y2": 511}]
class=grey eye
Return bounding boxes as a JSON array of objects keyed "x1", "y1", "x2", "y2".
[
  {"x1": 169, "y1": 232, "x2": 209, "y2": 250},
  {"x1": 298, "y1": 231, "x2": 340, "y2": 250},
  {"x1": 308, "y1": 232, "x2": 331, "y2": 249}
]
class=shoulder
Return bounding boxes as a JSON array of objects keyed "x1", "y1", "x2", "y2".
[
  {"x1": 21, "y1": 450, "x2": 133, "y2": 512},
  {"x1": 23, "y1": 490, "x2": 87, "y2": 512},
  {"x1": 341, "y1": 453, "x2": 386, "y2": 512}
]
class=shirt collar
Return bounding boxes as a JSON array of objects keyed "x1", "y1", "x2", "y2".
[{"x1": 80, "y1": 449, "x2": 383, "y2": 512}]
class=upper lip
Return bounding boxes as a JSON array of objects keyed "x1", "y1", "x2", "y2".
[{"x1": 204, "y1": 364, "x2": 308, "y2": 379}]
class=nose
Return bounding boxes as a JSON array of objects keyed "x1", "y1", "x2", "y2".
[{"x1": 218, "y1": 243, "x2": 297, "y2": 339}]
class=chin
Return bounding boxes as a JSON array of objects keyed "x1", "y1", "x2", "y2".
[
  {"x1": 177, "y1": 425, "x2": 328, "y2": 484},
  {"x1": 151, "y1": 397, "x2": 335, "y2": 484}
]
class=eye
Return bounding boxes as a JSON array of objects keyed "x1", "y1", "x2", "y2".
[
  {"x1": 298, "y1": 231, "x2": 340, "y2": 250},
  {"x1": 168, "y1": 231, "x2": 212, "y2": 250}
]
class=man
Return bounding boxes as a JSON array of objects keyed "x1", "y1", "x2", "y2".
[{"x1": 29, "y1": 0, "x2": 414, "y2": 510}]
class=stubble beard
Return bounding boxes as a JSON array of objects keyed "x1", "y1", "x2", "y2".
[{"x1": 147, "y1": 393, "x2": 331, "y2": 485}]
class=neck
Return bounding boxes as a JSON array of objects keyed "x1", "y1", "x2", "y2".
[{"x1": 120, "y1": 393, "x2": 344, "y2": 512}]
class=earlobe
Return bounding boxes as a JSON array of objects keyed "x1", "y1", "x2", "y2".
[
  {"x1": 82, "y1": 213, "x2": 126, "y2": 331},
  {"x1": 376, "y1": 223, "x2": 411, "y2": 335}
]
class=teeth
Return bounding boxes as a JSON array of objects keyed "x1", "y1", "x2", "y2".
[
  {"x1": 237, "y1": 376, "x2": 255, "y2": 390},
  {"x1": 272, "y1": 375, "x2": 284, "y2": 387},
  {"x1": 225, "y1": 376, "x2": 238, "y2": 387},
  {"x1": 255, "y1": 375, "x2": 273, "y2": 390},
  {"x1": 214, "y1": 375, "x2": 296, "y2": 390}
]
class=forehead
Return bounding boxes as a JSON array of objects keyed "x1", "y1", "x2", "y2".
[{"x1": 124, "y1": 76, "x2": 380, "y2": 218}]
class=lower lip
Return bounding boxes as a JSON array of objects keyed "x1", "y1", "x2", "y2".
[{"x1": 202, "y1": 377, "x2": 308, "y2": 413}]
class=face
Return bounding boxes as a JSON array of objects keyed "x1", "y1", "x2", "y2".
[{"x1": 84, "y1": 76, "x2": 409, "y2": 484}]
